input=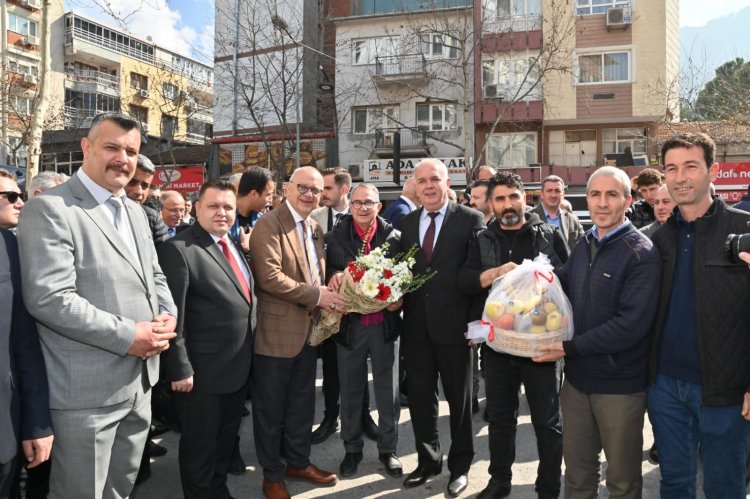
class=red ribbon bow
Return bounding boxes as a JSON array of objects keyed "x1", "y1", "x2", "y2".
[
  {"x1": 534, "y1": 270, "x2": 554, "y2": 284},
  {"x1": 480, "y1": 319, "x2": 496, "y2": 342}
]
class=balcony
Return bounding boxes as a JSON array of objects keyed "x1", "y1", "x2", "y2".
[
  {"x1": 65, "y1": 69, "x2": 120, "y2": 97},
  {"x1": 63, "y1": 106, "x2": 96, "y2": 129},
  {"x1": 373, "y1": 128, "x2": 430, "y2": 158},
  {"x1": 372, "y1": 54, "x2": 428, "y2": 88},
  {"x1": 483, "y1": 14, "x2": 542, "y2": 33}
]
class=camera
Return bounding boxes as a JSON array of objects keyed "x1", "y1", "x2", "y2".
[{"x1": 724, "y1": 233, "x2": 750, "y2": 263}]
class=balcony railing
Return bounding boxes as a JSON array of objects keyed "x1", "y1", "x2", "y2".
[
  {"x1": 65, "y1": 26, "x2": 155, "y2": 64},
  {"x1": 374, "y1": 127, "x2": 428, "y2": 150},
  {"x1": 483, "y1": 14, "x2": 542, "y2": 33},
  {"x1": 65, "y1": 69, "x2": 120, "y2": 91},
  {"x1": 375, "y1": 54, "x2": 427, "y2": 77}
]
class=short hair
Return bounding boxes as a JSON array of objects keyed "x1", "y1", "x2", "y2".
[
  {"x1": 542, "y1": 175, "x2": 565, "y2": 190},
  {"x1": 199, "y1": 179, "x2": 237, "y2": 200},
  {"x1": 471, "y1": 179, "x2": 490, "y2": 199},
  {"x1": 228, "y1": 173, "x2": 243, "y2": 188},
  {"x1": 322, "y1": 167, "x2": 352, "y2": 189},
  {"x1": 488, "y1": 172, "x2": 525, "y2": 195},
  {"x1": 587, "y1": 166, "x2": 632, "y2": 198},
  {"x1": 28, "y1": 171, "x2": 68, "y2": 193},
  {"x1": 661, "y1": 132, "x2": 716, "y2": 168},
  {"x1": 161, "y1": 190, "x2": 183, "y2": 204},
  {"x1": 472, "y1": 165, "x2": 497, "y2": 181},
  {"x1": 137, "y1": 154, "x2": 155, "y2": 174},
  {"x1": 238, "y1": 167, "x2": 274, "y2": 196},
  {"x1": 89, "y1": 112, "x2": 141, "y2": 137},
  {"x1": 636, "y1": 168, "x2": 663, "y2": 187},
  {"x1": 0, "y1": 169, "x2": 15, "y2": 180},
  {"x1": 349, "y1": 183, "x2": 379, "y2": 200}
]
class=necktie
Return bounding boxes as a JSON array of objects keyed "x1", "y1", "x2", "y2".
[
  {"x1": 107, "y1": 196, "x2": 138, "y2": 259},
  {"x1": 168, "y1": 227, "x2": 176, "y2": 238},
  {"x1": 422, "y1": 212, "x2": 439, "y2": 262},
  {"x1": 301, "y1": 221, "x2": 320, "y2": 287},
  {"x1": 218, "y1": 238, "x2": 251, "y2": 302},
  {"x1": 334, "y1": 213, "x2": 343, "y2": 227}
]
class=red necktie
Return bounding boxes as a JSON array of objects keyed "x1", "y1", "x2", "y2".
[
  {"x1": 422, "y1": 212, "x2": 439, "y2": 262},
  {"x1": 218, "y1": 238, "x2": 251, "y2": 302}
]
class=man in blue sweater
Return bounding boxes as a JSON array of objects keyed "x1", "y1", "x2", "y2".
[
  {"x1": 647, "y1": 132, "x2": 750, "y2": 499},
  {"x1": 534, "y1": 166, "x2": 661, "y2": 499}
]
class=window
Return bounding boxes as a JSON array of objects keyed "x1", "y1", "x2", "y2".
[
  {"x1": 577, "y1": 50, "x2": 630, "y2": 84},
  {"x1": 352, "y1": 106, "x2": 399, "y2": 134},
  {"x1": 575, "y1": 0, "x2": 629, "y2": 15},
  {"x1": 352, "y1": 37, "x2": 399, "y2": 65},
  {"x1": 129, "y1": 104, "x2": 148, "y2": 125},
  {"x1": 603, "y1": 128, "x2": 646, "y2": 155},
  {"x1": 482, "y1": 52, "x2": 541, "y2": 99},
  {"x1": 9, "y1": 60, "x2": 38, "y2": 76},
  {"x1": 187, "y1": 119, "x2": 208, "y2": 138},
  {"x1": 7, "y1": 137, "x2": 27, "y2": 167},
  {"x1": 416, "y1": 103, "x2": 457, "y2": 131},
  {"x1": 420, "y1": 33, "x2": 458, "y2": 59},
  {"x1": 130, "y1": 72, "x2": 148, "y2": 90},
  {"x1": 163, "y1": 83, "x2": 178, "y2": 100},
  {"x1": 7, "y1": 14, "x2": 38, "y2": 37},
  {"x1": 161, "y1": 114, "x2": 177, "y2": 138},
  {"x1": 487, "y1": 132, "x2": 537, "y2": 167},
  {"x1": 487, "y1": 0, "x2": 541, "y2": 18},
  {"x1": 12, "y1": 96, "x2": 33, "y2": 116}
]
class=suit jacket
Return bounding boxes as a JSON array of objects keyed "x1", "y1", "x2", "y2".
[
  {"x1": 0, "y1": 229, "x2": 51, "y2": 464},
  {"x1": 382, "y1": 197, "x2": 414, "y2": 230},
  {"x1": 398, "y1": 202, "x2": 485, "y2": 345},
  {"x1": 531, "y1": 204, "x2": 584, "y2": 250},
  {"x1": 249, "y1": 202, "x2": 325, "y2": 358},
  {"x1": 16, "y1": 174, "x2": 176, "y2": 410},
  {"x1": 157, "y1": 223, "x2": 253, "y2": 394},
  {"x1": 310, "y1": 206, "x2": 348, "y2": 233}
]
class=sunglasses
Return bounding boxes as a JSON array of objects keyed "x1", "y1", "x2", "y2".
[{"x1": 0, "y1": 191, "x2": 22, "y2": 203}]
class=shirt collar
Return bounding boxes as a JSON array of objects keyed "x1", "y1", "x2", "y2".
[
  {"x1": 589, "y1": 219, "x2": 631, "y2": 243},
  {"x1": 541, "y1": 205, "x2": 560, "y2": 221},
  {"x1": 420, "y1": 201, "x2": 449, "y2": 220},
  {"x1": 286, "y1": 200, "x2": 306, "y2": 224},
  {"x1": 77, "y1": 168, "x2": 124, "y2": 204},
  {"x1": 401, "y1": 195, "x2": 417, "y2": 211}
]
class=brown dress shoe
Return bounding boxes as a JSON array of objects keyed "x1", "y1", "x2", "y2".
[
  {"x1": 286, "y1": 463, "x2": 338, "y2": 486},
  {"x1": 262, "y1": 480, "x2": 291, "y2": 499}
]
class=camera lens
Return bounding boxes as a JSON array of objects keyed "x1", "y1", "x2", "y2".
[{"x1": 725, "y1": 233, "x2": 750, "y2": 263}]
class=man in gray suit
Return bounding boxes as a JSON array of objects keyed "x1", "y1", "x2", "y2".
[
  {"x1": 17, "y1": 112, "x2": 177, "y2": 499},
  {"x1": 532, "y1": 175, "x2": 584, "y2": 250}
]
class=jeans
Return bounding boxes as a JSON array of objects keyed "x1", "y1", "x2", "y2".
[
  {"x1": 483, "y1": 345, "x2": 562, "y2": 498},
  {"x1": 648, "y1": 373, "x2": 750, "y2": 499}
]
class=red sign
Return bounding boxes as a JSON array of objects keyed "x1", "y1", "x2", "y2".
[
  {"x1": 710, "y1": 162, "x2": 750, "y2": 189},
  {"x1": 152, "y1": 166, "x2": 205, "y2": 194},
  {"x1": 716, "y1": 190, "x2": 745, "y2": 203}
]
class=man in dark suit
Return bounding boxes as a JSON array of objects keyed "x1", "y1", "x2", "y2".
[
  {"x1": 531, "y1": 175, "x2": 584, "y2": 251},
  {"x1": 161, "y1": 190, "x2": 189, "y2": 238},
  {"x1": 157, "y1": 179, "x2": 254, "y2": 499},
  {"x1": 397, "y1": 158, "x2": 485, "y2": 497},
  {"x1": 0, "y1": 229, "x2": 53, "y2": 499},
  {"x1": 249, "y1": 167, "x2": 346, "y2": 499},
  {"x1": 382, "y1": 176, "x2": 419, "y2": 230}
]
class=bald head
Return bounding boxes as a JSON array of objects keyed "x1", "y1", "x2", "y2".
[
  {"x1": 160, "y1": 190, "x2": 186, "y2": 228},
  {"x1": 287, "y1": 167, "x2": 324, "y2": 218},
  {"x1": 415, "y1": 159, "x2": 451, "y2": 212}
]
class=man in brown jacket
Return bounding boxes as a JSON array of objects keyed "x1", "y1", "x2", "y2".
[{"x1": 249, "y1": 167, "x2": 346, "y2": 499}]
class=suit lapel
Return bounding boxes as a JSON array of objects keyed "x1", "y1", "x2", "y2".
[
  {"x1": 430, "y1": 202, "x2": 457, "y2": 262},
  {"x1": 560, "y1": 211, "x2": 571, "y2": 241},
  {"x1": 69, "y1": 176, "x2": 146, "y2": 285},
  {"x1": 278, "y1": 204, "x2": 312, "y2": 285},
  {"x1": 310, "y1": 218, "x2": 326, "y2": 284},
  {"x1": 195, "y1": 225, "x2": 252, "y2": 305}
]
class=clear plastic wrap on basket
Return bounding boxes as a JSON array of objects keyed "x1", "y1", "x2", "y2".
[{"x1": 466, "y1": 254, "x2": 574, "y2": 357}]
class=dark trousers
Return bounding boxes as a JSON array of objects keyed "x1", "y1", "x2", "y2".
[
  {"x1": 174, "y1": 385, "x2": 248, "y2": 499},
  {"x1": 320, "y1": 337, "x2": 371, "y2": 420},
  {"x1": 0, "y1": 454, "x2": 19, "y2": 499},
  {"x1": 483, "y1": 346, "x2": 562, "y2": 498},
  {"x1": 404, "y1": 337, "x2": 474, "y2": 475},
  {"x1": 252, "y1": 345, "x2": 317, "y2": 482}
]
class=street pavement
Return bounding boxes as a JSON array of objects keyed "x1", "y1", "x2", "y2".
[{"x1": 133, "y1": 361, "x2": 743, "y2": 498}]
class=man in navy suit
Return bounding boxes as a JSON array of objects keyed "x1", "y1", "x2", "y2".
[
  {"x1": 382, "y1": 177, "x2": 419, "y2": 230},
  {"x1": 0, "y1": 228, "x2": 53, "y2": 498}
]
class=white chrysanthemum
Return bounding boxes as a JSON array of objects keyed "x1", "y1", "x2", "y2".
[{"x1": 360, "y1": 276, "x2": 380, "y2": 298}]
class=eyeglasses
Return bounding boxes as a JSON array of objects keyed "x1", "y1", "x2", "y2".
[
  {"x1": 127, "y1": 178, "x2": 152, "y2": 190},
  {"x1": 351, "y1": 200, "x2": 378, "y2": 210},
  {"x1": 0, "y1": 191, "x2": 22, "y2": 203},
  {"x1": 165, "y1": 208, "x2": 186, "y2": 214},
  {"x1": 293, "y1": 183, "x2": 322, "y2": 197}
]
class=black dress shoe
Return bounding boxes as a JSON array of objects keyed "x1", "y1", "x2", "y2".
[
  {"x1": 311, "y1": 416, "x2": 340, "y2": 445},
  {"x1": 150, "y1": 422, "x2": 169, "y2": 437},
  {"x1": 477, "y1": 478, "x2": 510, "y2": 499},
  {"x1": 399, "y1": 391, "x2": 409, "y2": 407},
  {"x1": 378, "y1": 453, "x2": 403, "y2": 477},
  {"x1": 228, "y1": 447, "x2": 247, "y2": 475},
  {"x1": 447, "y1": 473, "x2": 468, "y2": 497},
  {"x1": 144, "y1": 439, "x2": 167, "y2": 458},
  {"x1": 403, "y1": 458, "x2": 442, "y2": 488},
  {"x1": 361, "y1": 414, "x2": 379, "y2": 441},
  {"x1": 339, "y1": 452, "x2": 363, "y2": 477}
]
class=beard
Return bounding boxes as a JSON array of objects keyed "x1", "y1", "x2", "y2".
[{"x1": 499, "y1": 208, "x2": 521, "y2": 227}]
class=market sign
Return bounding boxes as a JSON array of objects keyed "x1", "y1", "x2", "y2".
[
  {"x1": 364, "y1": 157, "x2": 471, "y2": 186},
  {"x1": 153, "y1": 166, "x2": 205, "y2": 194},
  {"x1": 710, "y1": 163, "x2": 750, "y2": 203}
]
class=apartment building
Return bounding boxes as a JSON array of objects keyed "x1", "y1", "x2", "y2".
[
  {"x1": 2, "y1": 0, "x2": 64, "y2": 167},
  {"x1": 43, "y1": 11, "x2": 213, "y2": 174},
  {"x1": 475, "y1": 0, "x2": 680, "y2": 173}
]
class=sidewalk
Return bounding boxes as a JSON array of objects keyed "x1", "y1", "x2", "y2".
[{"x1": 132, "y1": 362, "x2": 714, "y2": 498}]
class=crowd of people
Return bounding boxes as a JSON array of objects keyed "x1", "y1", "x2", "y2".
[{"x1": 1, "y1": 111, "x2": 750, "y2": 499}]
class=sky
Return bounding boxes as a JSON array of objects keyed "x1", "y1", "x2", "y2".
[{"x1": 67, "y1": 0, "x2": 748, "y2": 65}]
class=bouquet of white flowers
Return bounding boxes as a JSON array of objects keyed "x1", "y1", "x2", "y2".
[{"x1": 308, "y1": 242, "x2": 433, "y2": 346}]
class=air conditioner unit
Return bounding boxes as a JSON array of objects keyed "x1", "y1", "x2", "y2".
[
  {"x1": 27, "y1": 0, "x2": 41, "y2": 8},
  {"x1": 138, "y1": 89, "x2": 149, "y2": 98},
  {"x1": 484, "y1": 84, "x2": 499, "y2": 98},
  {"x1": 23, "y1": 74, "x2": 37, "y2": 84},
  {"x1": 26, "y1": 35, "x2": 39, "y2": 46},
  {"x1": 347, "y1": 163, "x2": 363, "y2": 180},
  {"x1": 606, "y1": 7, "x2": 632, "y2": 28}
]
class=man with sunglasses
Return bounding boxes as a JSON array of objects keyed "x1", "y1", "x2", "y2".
[
  {"x1": 249, "y1": 166, "x2": 346, "y2": 499},
  {"x1": 125, "y1": 155, "x2": 169, "y2": 246},
  {"x1": 0, "y1": 170, "x2": 24, "y2": 230}
]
